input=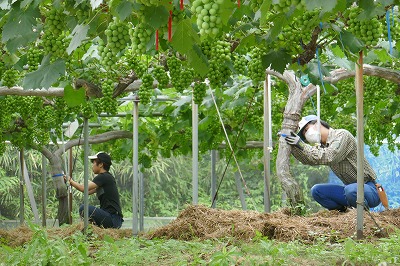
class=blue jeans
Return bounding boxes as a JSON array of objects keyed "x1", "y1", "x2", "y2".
[
  {"x1": 311, "y1": 181, "x2": 381, "y2": 210},
  {"x1": 79, "y1": 204, "x2": 123, "y2": 229}
]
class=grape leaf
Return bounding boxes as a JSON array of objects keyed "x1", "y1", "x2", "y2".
[
  {"x1": 358, "y1": 1, "x2": 386, "y2": 19},
  {"x1": 2, "y1": 5, "x2": 40, "y2": 42},
  {"x1": 373, "y1": 49, "x2": 393, "y2": 64},
  {"x1": 64, "y1": 85, "x2": 86, "y2": 107},
  {"x1": 22, "y1": 56, "x2": 66, "y2": 89},
  {"x1": 304, "y1": 0, "x2": 337, "y2": 13},
  {"x1": 67, "y1": 24, "x2": 89, "y2": 55},
  {"x1": 114, "y1": 1, "x2": 133, "y2": 21},
  {"x1": 340, "y1": 31, "x2": 364, "y2": 54},
  {"x1": 261, "y1": 50, "x2": 291, "y2": 73},
  {"x1": 6, "y1": 31, "x2": 38, "y2": 53},
  {"x1": 142, "y1": 5, "x2": 169, "y2": 29},
  {"x1": 171, "y1": 19, "x2": 200, "y2": 54},
  {"x1": 187, "y1": 45, "x2": 209, "y2": 77},
  {"x1": 220, "y1": 0, "x2": 236, "y2": 26},
  {"x1": 20, "y1": 0, "x2": 35, "y2": 8},
  {"x1": 260, "y1": 0, "x2": 272, "y2": 27},
  {"x1": 266, "y1": 13, "x2": 287, "y2": 41}
]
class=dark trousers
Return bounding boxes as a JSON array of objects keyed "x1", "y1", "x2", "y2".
[{"x1": 79, "y1": 204, "x2": 123, "y2": 229}]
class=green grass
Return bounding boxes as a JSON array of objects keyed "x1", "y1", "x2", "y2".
[{"x1": 1, "y1": 227, "x2": 400, "y2": 265}]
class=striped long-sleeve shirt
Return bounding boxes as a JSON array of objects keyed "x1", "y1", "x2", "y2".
[{"x1": 291, "y1": 128, "x2": 376, "y2": 185}]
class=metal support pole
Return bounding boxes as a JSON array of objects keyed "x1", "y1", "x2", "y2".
[
  {"x1": 19, "y1": 149, "x2": 24, "y2": 225},
  {"x1": 192, "y1": 101, "x2": 199, "y2": 204},
  {"x1": 263, "y1": 76, "x2": 271, "y2": 213},
  {"x1": 41, "y1": 154, "x2": 47, "y2": 226},
  {"x1": 69, "y1": 149, "x2": 73, "y2": 224},
  {"x1": 132, "y1": 99, "x2": 139, "y2": 235},
  {"x1": 356, "y1": 51, "x2": 365, "y2": 240},
  {"x1": 83, "y1": 117, "x2": 90, "y2": 234},
  {"x1": 21, "y1": 155, "x2": 40, "y2": 224},
  {"x1": 235, "y1": 172, "x2": 247, "y2": 210},
  {"x1": 139, "y1": 170, "x2": 144, "y2": 232},
  {"x1": 211, "y1": 150, "x2": 217, "y2": 208}
]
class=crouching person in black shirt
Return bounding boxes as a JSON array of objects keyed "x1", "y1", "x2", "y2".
[{"x1": 65, "y1": 152, "x2": 123, "y2": 228}]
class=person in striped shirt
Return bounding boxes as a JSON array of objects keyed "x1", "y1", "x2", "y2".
[{"x1": 285, "y1": 115, "x2": 381, "y2": 212}]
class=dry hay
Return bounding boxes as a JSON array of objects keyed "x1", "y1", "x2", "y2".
[
  {"x1": 2, "y1": 206, "x2": 400, "y2": 247},
  {"x1": 0, "y1": 222, "x2": 132, "y2": 247},
  {"x1": 146, "y1": 205, "x2": 400, "y2": 243}
]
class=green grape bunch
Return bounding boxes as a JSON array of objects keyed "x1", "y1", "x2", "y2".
[
  {"x1": 248, "y1": 46, "x2": 267, "y2": 86},
  {"x1": 191, "y1": 0, "x2": 223, "y2": 37},
  {"x1": 193, "y1": 82, "x2": 207, "y2": 105},
  {"x1": 167, "y1": 56, "x2": 184, "y2": 92},
  {"x1": 272, "y1": 0, "x2": 305, "y2": 13},
  {"x1": 99, "y1": 18, "x2": 131, "y2": 70},
  {"x1": 27, "y1": 48, "x2": 42, "y2": 72},
  {"x1": 233, "y1": 53, "x2": 247, "y2": 75},
  {"x1": 206, "y1": 40, "x2": 232, "y2": 87},
  {"x1": 347, "y1": 7, "x2": 382, "y2": 47},
  {"x1": 130, "y1": 23, "x2": 152, "y2": 55},
  {"x1": 1, "y1": 68, "x2": 20, "y2": 88},
  {"x1": 126, "y1": 49, "x2": 147, "y2": 78},
  {"x1": 101, "y1": 79, "x2": 118, "y2": 114},
  {"x1": 152, "y1": 65, "x2": 169, "y2": 90},
  {"x1": 139, "y1": 73, "x2": 154, "y2": 105},
  {"x1": 41, "y1": 8, "x2": 69, "y2": 58},
  {"x1": 0, "y1": 61, "x2": 5, "y2": 80}
]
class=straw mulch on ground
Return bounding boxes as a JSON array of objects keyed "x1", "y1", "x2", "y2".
[
  {"x1": 1, "y1": 205, "x2": 399, "y2": 247},
  {"x1": 146, "y1": 205, "x2": 400, "y2": 243},
  {"x1": 0, "y1": 223, "x2": 133, "y2": 247}
]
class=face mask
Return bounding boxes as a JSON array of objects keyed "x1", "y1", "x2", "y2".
[{"x1": 305, "y1": 125, "x2": 321, "y2": 144}]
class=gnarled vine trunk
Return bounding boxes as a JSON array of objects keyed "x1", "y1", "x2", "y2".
[{"x1": 267, "y1": 70, "x2": 317, "y2": 211}]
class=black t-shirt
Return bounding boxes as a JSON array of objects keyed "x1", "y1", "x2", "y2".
[{"x1": 92, "y1": 172, "x2": 123, "y2": 217}]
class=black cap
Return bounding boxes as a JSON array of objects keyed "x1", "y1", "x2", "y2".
[{"x1": 88, "y1": 152, "x2": 112, "y2": 166}]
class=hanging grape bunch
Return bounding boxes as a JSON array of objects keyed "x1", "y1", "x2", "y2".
[
  {"x1": 126, "y1": 49, "x2": 147, "y2": 78},
  {"x1": 248, "y1": 46, "x2": 266, "y2": 86},
  {"x1": 179, "y1": 68, "x2": 195, "y2": 91},
  {"x1": 1, "y1": 68, "x2": 20, "y2": 88},
  {"x1": 139, "y1": 73, "x2": 154, "y2": 105},
  {"x1": 382, "y1": 12, "x2": 399, "y2": 42},
  {"x1": 364, "y1": 76, "x2": 387, "y2": 108},
  {"x1": 101, "y1": 79, "x2": 118, "y2": 114},
  {"x1": 207, "y1": 40, "x2": 232, "y2": 87},
  {"x1": 99, "y1": 18, "x2": 131, "y2": 70},
  {"x1": 272, "y1": 0, "x2": 304, "y2": 13},
  {"x1": 233, "y1": 53, "x2": 247, "y2": 75},
  {"x1": 193, "y1": 82, "x2": 207, "y2": 105},
  {"x1": 167, "y1": 55, "x2": 184, "y2": 92},
  {"x1": 0, "y1": 61, "x2": 4, "y2": 80},
  {"x1": 201, "y1": 39, "x2": 212, "y2": 57},
  {"x1": 191, "y1": 0, "x2": 223, "y2": 37},
  {"x1": 130, "y1": 23, "x2": 152, "y2": 55},
  {"x1": 53, "y1": 97, "x2": 68, "y2": 125},
  {"x1": 27, "y1": 47, "x2": 42, "y2": 71},
  {"x1": 347, "y1": 7, "x2": 382, "y2": 47},
  {"x1": 152, "y1": 65, "x2": 169, "y2": 90},
  {"x1": 41, "y1": 8, "x2": 68, "y2": 58}
]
